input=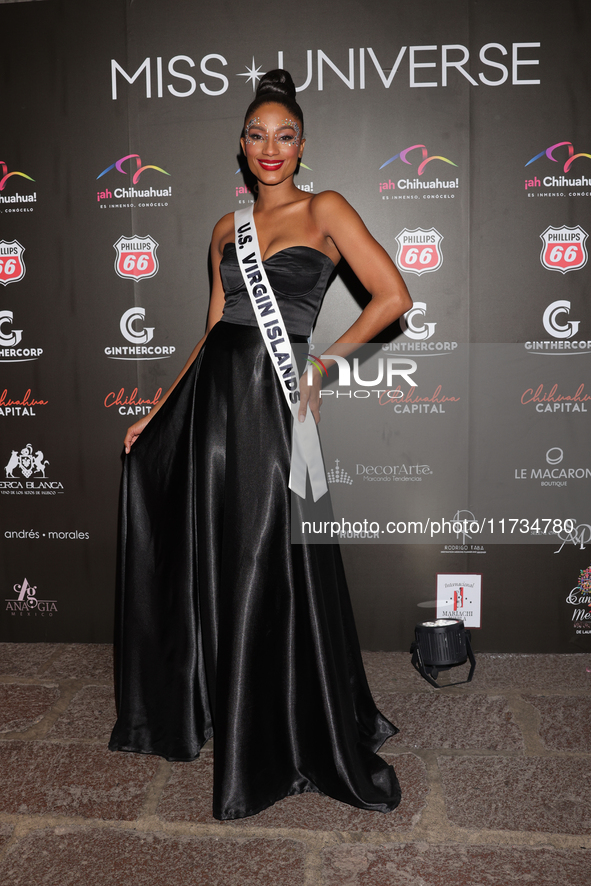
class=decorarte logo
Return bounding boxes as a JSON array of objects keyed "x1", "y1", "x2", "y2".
[
  {"x1": 5, "y1": 577, "x2": 57, "y2": 617},
  {"x1": 114, "y1": 236, "x2": 159, "y2": 281},
  {"x1": 395, "y1": 229, "x2": 443, "y2": 275},
  {"x1": 0, "y1": 161, "x2": 36, "y2": 210},
  {"x1": 0, "y1": 240, "x2": 26, "y2": 285},
  {"x1": 97, "y1": 154, "x2": 171, "y2": 207},
  {"x1": 525, "y1": 141, "x2": 591, "y2": 195},
  {"x1": 379, "y1": 145, "x2": 458, "y2": 199},
  {"x1": 540, "y1": 226, "x2": 588, "y2": 273},
  {"x1": 1, "y1": 444, "x2": 64, "y2": 495}
]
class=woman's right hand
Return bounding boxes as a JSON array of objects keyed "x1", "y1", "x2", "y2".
[{"x1": 124, "y1": 416, "x2": 151, "y2": 454}]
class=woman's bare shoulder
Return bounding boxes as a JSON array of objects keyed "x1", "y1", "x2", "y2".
[{"x1": 308, "y1": 190, "x2": 360, "y2": 229}]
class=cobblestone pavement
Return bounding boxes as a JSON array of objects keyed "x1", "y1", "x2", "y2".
[{"x1": 0, "y1": 644, "x2": 589, "y2": 884}]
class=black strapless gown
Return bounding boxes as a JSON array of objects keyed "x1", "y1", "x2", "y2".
[{"x1": 109, "y1": 244, "x2": 401, "y2": 820}]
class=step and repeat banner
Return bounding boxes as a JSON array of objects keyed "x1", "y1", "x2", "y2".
[{"x1": 1, "y1": 0, "x2": 590, "y2": 651}]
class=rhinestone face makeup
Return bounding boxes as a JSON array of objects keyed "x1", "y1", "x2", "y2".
[{"x1": 244, "y1": 116, "x2": 301, "y2": 147}]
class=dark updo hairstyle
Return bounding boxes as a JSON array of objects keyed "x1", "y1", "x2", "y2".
[{"x1": 243, "y1": 70, "x2": 304, "y2": 137}]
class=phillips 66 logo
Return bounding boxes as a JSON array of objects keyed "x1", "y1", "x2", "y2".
[
  {"x1": 0, "y1": 240, "x2": 26, "y2": 286},
  {"x1": 395, "y1": 228, "x2": 443, "y2": 275},
  {"x1": 114, "y1": 235, "x2": 159, "y2": 281},
  {"x1": 540, "y1": 225, "x2": 588, "y2": 274}
]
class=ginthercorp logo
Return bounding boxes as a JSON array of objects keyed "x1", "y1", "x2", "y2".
[
  {"x1": 543, "y1": 300, "x2": 580, "y2": 338},
  {"x1": 395, "y1": 229, "x2": 443, "y2": 275},
  {"x1": 97, "y1": 153, "x2": 171, "y2": 207},
  {"x1": 380, "y1": 145, "x2": 458, "y2": 199},
  {"x1": 0, "y1": 240, "x2": 26, "y2": 285},
  {"x1": 400, "y1": 302, "x2": 437, "y2": 340},
  {"x1": 5, "y1": 577, "x2": 57, "y2": 616},
  {"x1": 525, "y1": 300, "x2": 590, "y2": 354},
  {"x1": 104, "y1": 307, "x2": 176, "y2": 360},
  {"x1": 540, "y1": 226, "x2": 588, "y2": 273},
  {"x1": 2, "y1": 444, "x2": 64, "y2": 495},
  {"x1": 114, "y1": 236, "x2": 159, "y2": 280},
  {"x1": 525, "y1": 141, "x2": 591, "y2": 194},
  {"x1": 0, "y1": 161, "x2": 36, "y2": 209},
  {"x1": 0, "y1": 310, "x2": 43, "y2": 363}
]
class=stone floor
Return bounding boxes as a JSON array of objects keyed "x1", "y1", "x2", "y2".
[{"x1": 0, "y1": 644, "x2": 589, "y2": 885}]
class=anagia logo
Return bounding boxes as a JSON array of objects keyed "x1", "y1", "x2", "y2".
[
  {"x1": 114, "y1": 236, "x2": 159, "y2": 280},
  {"x1": 395, "y1": 228, "x2": 443, "y2": 275},
  {"x1": 540, "y1": 226, "x2": 588, "y2": 274},
  {"x1": 98, "y1": 154, "x2": 170, "y2": 184},
  {"x1": 0, "y1": 241, "x2": 26, "y2": 285},
  {"x1": 6, "y1": 577, "x2": 57, "y2": 616},
  {"x1": 526, "y1": 142, "x2": 591, "y2": 175},
  {"x1": 0, "y1": 161, "x2": 35, "y2": 191},
  {"x1": 380, "y1": 144, "x2": 457, "y2": 174}
]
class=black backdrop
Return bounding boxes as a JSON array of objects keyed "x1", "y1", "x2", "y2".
[{"x1": 1, "y1": 0, "x2": 590, "y2": 652}]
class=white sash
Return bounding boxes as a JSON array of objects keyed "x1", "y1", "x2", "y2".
[{"x1": 233, "y1": 205, "x2": 327, "y2": 501}]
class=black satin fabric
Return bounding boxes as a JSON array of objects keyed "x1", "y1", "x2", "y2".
[
  {"x1": 109, "y1": 249, "x2": 401, "y2": 820},
  {"x1": 220, "y1": 243, "x2": 335, "y2": 336}
]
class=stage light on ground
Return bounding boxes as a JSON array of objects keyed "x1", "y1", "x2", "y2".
[{"x1": 410, "y1": 618, "x2": 476, "y2": 689}]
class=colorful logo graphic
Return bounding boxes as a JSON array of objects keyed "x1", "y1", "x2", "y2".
[
  {"x1": 540, "y1": 226, "x2": 588, "y2": 274},
  {"x1": 395, "y1": 228, "x2": 443, "y2": 275},
  {"x1": 0, "y1": 241, "x2": 26, "y2": 286},
  {"x1": 526, "y1": 142, "x2": 591, "y2": 175},
  {"x1": 0, "y1": 161, "x2": 35, "y2": 192},
  {"x1": 98, "y1": 154, "x2": 170, "y2": 184},
  {"x1": 114, "y1": 236, "x2": 159, "y2": 281},
  {"x1": 380, "y1": 145, "x2": 457, "y2": 174}
]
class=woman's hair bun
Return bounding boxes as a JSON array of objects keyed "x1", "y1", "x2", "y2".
[{"x1": 255, "y1": 69, "x2": 297, "y2": 102}]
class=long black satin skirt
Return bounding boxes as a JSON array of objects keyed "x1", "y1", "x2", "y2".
[{"x1": 109, "y1": 320, "x2": 401, "y2": 819}]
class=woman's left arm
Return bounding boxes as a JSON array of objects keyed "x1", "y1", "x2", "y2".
[{"x1": 300, "y1": 191, "x2": 413, "y2": 422}]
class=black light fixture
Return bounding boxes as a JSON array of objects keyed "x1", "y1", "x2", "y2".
[{"x1": 410, "y1": 618, "x2": 476, "y2": 689}]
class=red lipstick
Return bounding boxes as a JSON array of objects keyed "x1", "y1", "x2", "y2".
[{"x1": 258, "y1": 160, "x2": 284, "y2": 171}]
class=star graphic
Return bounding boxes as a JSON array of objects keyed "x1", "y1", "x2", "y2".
[{"x1": 237, "y1": 57, "x2": 264, "y2": 92}]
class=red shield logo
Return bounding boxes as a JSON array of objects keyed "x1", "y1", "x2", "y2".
[
  {"x1": 0, "y1": 240, "x2": 26, "y2": 286},
  {"x1": 114, "y1": 235, "x2": 159, "y2": 281},
  {"x1": 540, "y1": 225, "x2": 588, "y2": 274},
  {"x1": 395, "y1": 228, "x2": 443, "y2": 275}
]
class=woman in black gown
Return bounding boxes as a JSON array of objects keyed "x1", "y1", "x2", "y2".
[{"x1": 109, "y1": 70, "x2": 412, "y2": 820}]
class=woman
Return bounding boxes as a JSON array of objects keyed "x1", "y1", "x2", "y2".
[{"x1": 109, "y1": 70, "x2": 412, "y2": 820}]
